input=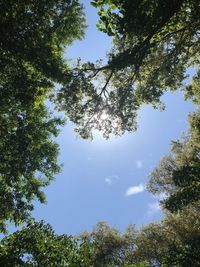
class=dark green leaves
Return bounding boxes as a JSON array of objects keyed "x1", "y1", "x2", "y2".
[
  {"x1": 0, "y1": 0, "x2": 85, "y2": 232},
  {"x1": 0, "y1": 99, "x2": 63, "y2": 232},
  {"x1": 0, "y1": 0, "x2": 86, "y2": 82}
]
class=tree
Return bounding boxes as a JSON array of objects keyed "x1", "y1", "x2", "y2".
[
  {"x1": 0, "y1": 0, "x2": 85, "y2": 82},
  {"x1": 78, "y1": 222, "x2": 152, "y2": 267},
  {"x1": 1, "y1": 210, "x2": 199, "y2": 267},
  {"x1": 79, "y1": 222, "x2": 132, "y2": 266},
  {"x1": 77, "y1": 207, "x2": 200, "y2": 267},
  {"x1": 1, "y1": 0, "x2": 199, "y2": 242},
  {"x1": 0, "y1": 220, "x2": 150, "y2": 267},
  {"x1": 0, "y1": 0, "x2": 86, "y2": 232},
  {"x1": 132, "y1": 206, "x2": 200, "y2": 266},
  {"x1": 0, "y1": 221, "x2": 92, "y2": 267},
  {"x1": 147, "y1": 109, "x2": 200, "y2": 212},
  {"x1": 54, "y1": 0, "x2": 200, "y2": 138},
  {"x1": 0, "y1": 99, "x2": 63, "y2": 232},
  {"x1": 144, "y1": 34, "x2": 200, "y2": 212}
]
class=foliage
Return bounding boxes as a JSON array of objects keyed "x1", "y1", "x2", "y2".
[
  {"x1": 0, "y1": 209, "x2": 199, "y2": 266},
  {"x1": 0, "y1": 221, "x2": 92, "y2": 267},
  {"x1": 0, "y1": 90, "x2": 63, "y2": 232},
  {"x1": 0, "y1": 221, "x2": 151, "y2": 267},
  {"x1": 147, "y1": 109, "x2": 200, "y2": 212},
  {"x1": 78, "y1": 222, "x2": 160, "y2": 267},
  {"x1": 132, "y1": 206, "x2": 200, "y2": 266},
  {"x1": 0, "y1": 0, "x2": 86, "y2": 232},
  {"x1": 55, "y1": 0, "x2": 200, "y2": 138},
  {"x1": 77, "y1": 208, "x2": 200, "y2": 266},
  {"x1": 0, "y1": 0, "x2": 85, "y2": 82},
  {"x1": 184, "y1": 69, "x2": 200, "y2": 104},
  {"x1": 79, "y1": 222, "x2": 137, "y2": 266}
]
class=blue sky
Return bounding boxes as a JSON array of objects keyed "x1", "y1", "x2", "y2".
[{"x1": 32, "y1": 0, "x2": 194, "y2": 235}]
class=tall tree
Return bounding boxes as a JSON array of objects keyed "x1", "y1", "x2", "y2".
[
  {"x1": 54, "y1": 0, "x2": 200, "y2": 138},
  {"x1": 1, "y1": 209, "x2": 199, "y2": 266},
  {"x1": 0, "y1": 0, "x2": 86, "y2": 232},
  {"x1": 79, "y1": 222, "x2": 136, "y2": 266},
  {"x1": 0, "y1": 221, "x2": 92, "y2": 267},
  {"x1": 0, "y1": 0, "x2": 85, "y2": 82},
  {"x1": 78, "y1": 207, "x2": 200, "y2": 266},
  {"x1": 147, "y1": 109, "x2": 200, "y2": 212},
  {"x1": 132, "y1": 206, "x2": 200, "y2": 266}
]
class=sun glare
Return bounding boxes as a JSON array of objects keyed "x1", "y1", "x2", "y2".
[{"x1": 100, "y1": 112, "x2": 109, "y2": 120}]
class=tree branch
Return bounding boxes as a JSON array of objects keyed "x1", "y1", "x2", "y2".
[{"x1": 99, "y1": 70, "x2": 113, "y2": 96}]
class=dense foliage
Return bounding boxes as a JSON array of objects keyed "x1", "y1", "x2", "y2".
[
  {"x1": 55, "y1": 0, "x2": 200, "y2": 139},
  {"x1": 0, "y1": 0, "x2": 85, "y2": 231},
  {"x1": 0, "y1": 221, "x2": 92, "y2": 267},
  {"x1": 148, "y1": 109, "x2": 200, "y2": 212},
  {"x1": 0, "y1": 206, "x2": 199, "y2": 266}
]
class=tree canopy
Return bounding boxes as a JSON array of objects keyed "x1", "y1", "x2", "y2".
[
  {"x1": 0, "y1": 221, "x2": 92, "y2": 267},
  {"x1": 147, "y1": 108, "x2": 200, "y2": 212},
  {"x1": 55, "y1": 0, "x2": 200, "y2": 139},
  {"x1": 1, "y1": 207, "x2": 199, "y2": 266},
  {"x1": 0, "y1": 0, "x2": 85, "y2": 232},
  {"x1": 0, "y1": 0, "x2": 200, "y2": 265},
  {"x1": 1, "y1": 1, "x2": 199, "y2": 231}
]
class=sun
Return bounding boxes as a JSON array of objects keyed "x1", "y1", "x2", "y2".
[{"x1": 100, "y1": 112, "x2": 109, "y2": 120}]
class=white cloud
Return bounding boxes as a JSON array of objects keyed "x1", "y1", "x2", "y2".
[
  {"x1": 105, "y1": 178, "x2": 112, "y2": 185},
  {"x1": 125, "y1": 184, "x2": 145, "y2": 196},
  {"x1": 136, "y1": 160, "x2": 143, "y2": 169},
  {"x1": 147, "y1": 202, "x2": 161, "y2": 216},
  {"x1": 105, "y1": 175, "x2": 119, "y2": 185}
]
